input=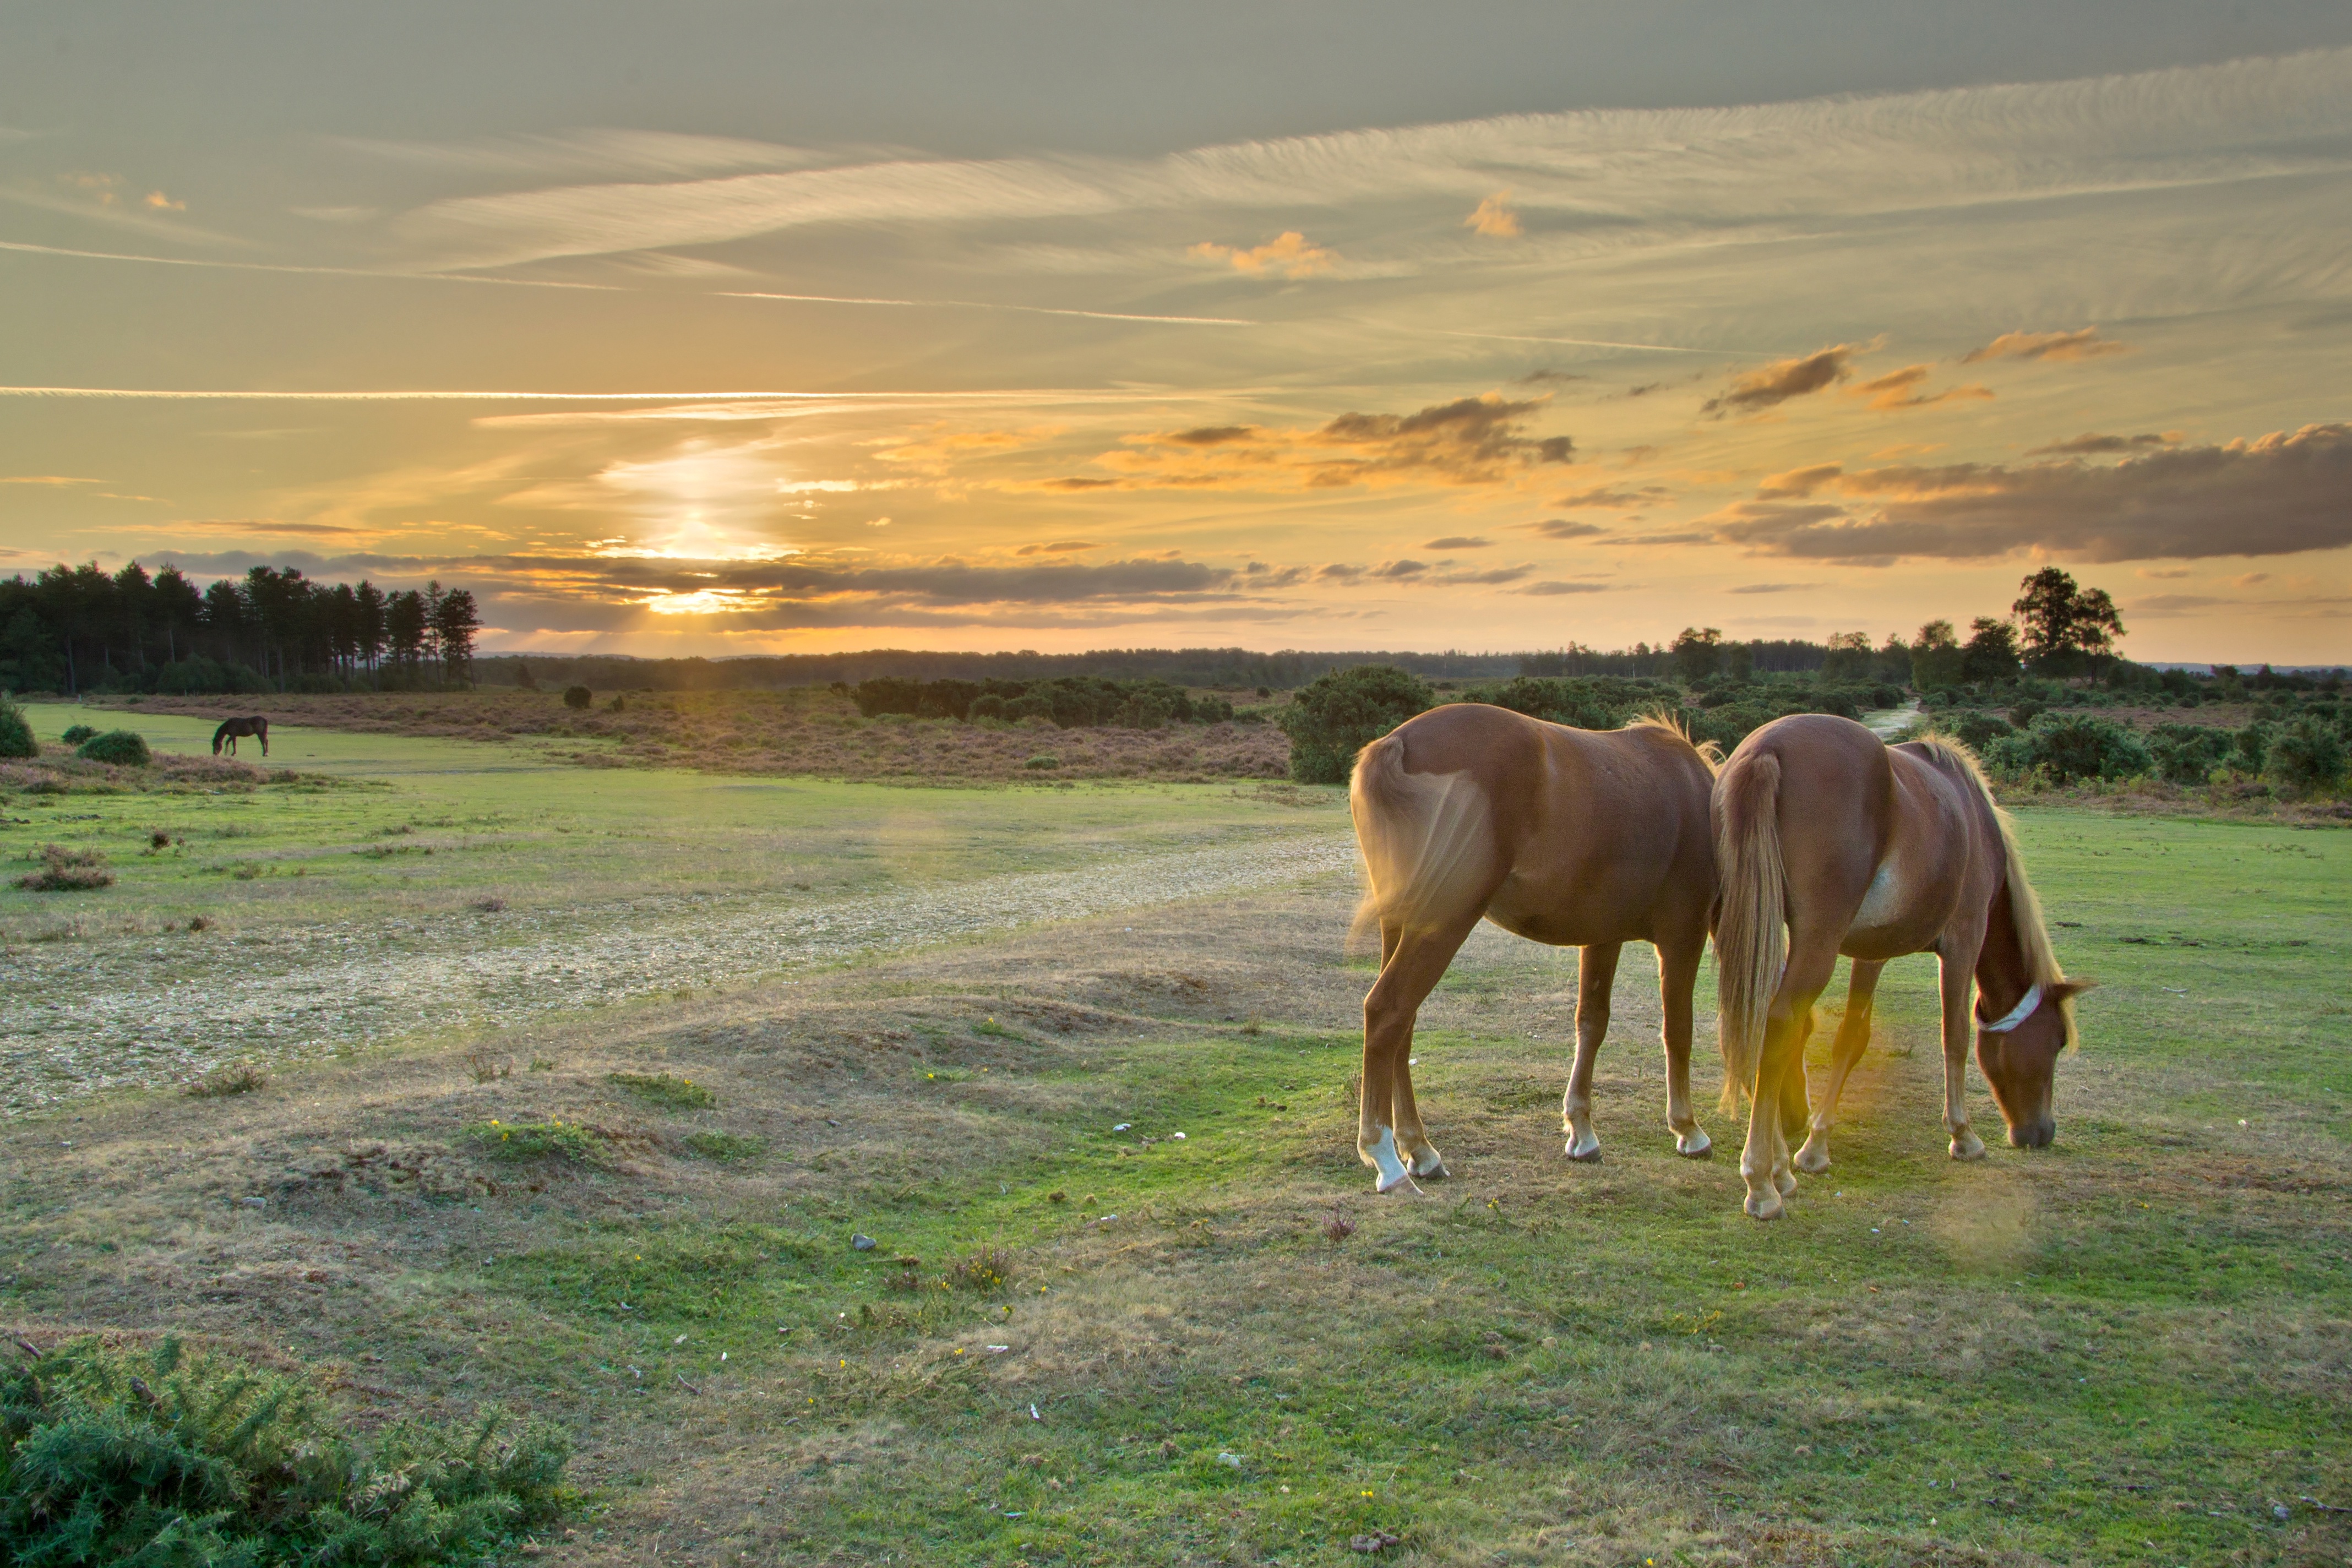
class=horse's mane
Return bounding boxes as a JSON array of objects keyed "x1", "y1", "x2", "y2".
[
  {"x1": 1624, "y1": 708, "x2": 1723, "y2": 774},
  {"x1": 1907, "y1": 734, "x2": 2078, "y2": 1049}
]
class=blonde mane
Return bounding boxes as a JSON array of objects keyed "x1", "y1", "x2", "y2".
[
  {"x1": 1626, "y1": 708, "x2": 1724, "y2": 774},
  {"x1": 1907, "y1": 734, "x2": 2078, "y2": 1049}
]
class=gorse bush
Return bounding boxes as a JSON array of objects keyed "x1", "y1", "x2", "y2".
[
  {"x1": 1981, "y1": 713, "x2": 2153, "y2": 784},
  {"x1": 561, "y1": 685, "x2": 592, "y2": 710},
  {"x1": 854, "y1": 674, "x2": 1235, "y2": 729},
  {"x1": 2266, "y1": 715, "x2": 2346, "y2": 794},
  {"x1": 74, "y1": 729, "x2": 151, "y2": 766},
  {"x1": 59, "y1": 724, "x2": 97, "y2": 747},
  {"x1": 465, "y1": 1118, "x2": 602, "y2": 1162},
  {"x1": 0, "y1": 693, "x2": 35, "y2": 759},
  {"x1": 1277, "y1": 665, "x2": 1433, "y2": 785},
  {"x1": 14, "y1": 844, "x2": 112, "y2": 893},
  {"x1": 2147, "y1": 723, "x2": 2233, "y2": 786},
  {"x1": 0, "y1": 1335, "x2": 569, "y2": 1566}
]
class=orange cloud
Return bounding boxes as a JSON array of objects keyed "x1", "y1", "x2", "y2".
[
  {"x1": 1187, "y1": 231, "x2": 1337, "y2": 279},
  {"x1": 143, "y1": 190, "x2": 187, "y2": 212},
  {"x1": 1755, "y1": 464, "x2": 1842, "y2": 499},
  {"x1": 1465, "y1": 190, "x2": 1521, "y2": 238},
  {"x1": 1847, "y1": 364, "x2": 1995, "y2": 412},
  {"x1": 1034, "y1": 395, "x2": 1574, "y2": 494},
  {"x1": 1015, "y1": 540, "x2": 1098, "y2": 556},
  {"x1": 1702, "y1": 345, "x2": 1858, "y2": 416},
  {"x1": 1959, "y1": 328, "x2": 2129, "y2": 364}
]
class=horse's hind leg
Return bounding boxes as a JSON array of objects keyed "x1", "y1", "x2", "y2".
[
  {"x1": 1795, "y1": 959, "x2": 1883, "y2": 1174},
  {"x1": 1560, "y1": 943, "x2": 1620, "y2": 1161},
  {"x1": 1741, "y1": 926, "x2": 1840, "y2": 1219},
  {"x1": 1655, "y1": 933, "x2": 1711, "y2": 1157},
  {"x1": 1360, "y1": 914, "x2": 1478, "y2": 1193}
]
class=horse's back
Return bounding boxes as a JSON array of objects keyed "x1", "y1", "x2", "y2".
[{"x1": 1378, "y1": 704, "x2": 1713, "y2": 944}]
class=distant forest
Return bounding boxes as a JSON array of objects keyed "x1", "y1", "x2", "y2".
[
  {"x1": 0, "y1": 562, "x2": 480, "y2": 695},
  {"x1": 478, "y1": 638, "x2": 1839, "y2": 695},
  {"x1": 4, "y1": 559, "x2": 2340, "y2": 698}
]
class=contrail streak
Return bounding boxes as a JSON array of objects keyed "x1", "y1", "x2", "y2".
[{"x1": 0, "y1": 239, "x2": 1253, "y2": 324}]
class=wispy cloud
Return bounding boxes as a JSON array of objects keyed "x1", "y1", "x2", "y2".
[
  {"x1": 1847, "y1": 364, "x2": 1994, "y2": 412},
  {"x1": 1959, "y1": 327, "x2": 2130, "y2": 364},
  {"x1": 2026, "y1": 431, "x2": 2179, "y2": 456},
  {"x1": 1186, "y1": 231, "x2": 1338, "y2": 279}
]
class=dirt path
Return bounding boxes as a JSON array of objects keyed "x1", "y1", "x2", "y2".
[{"x1": 2, "y1": 827, "x2": 1358, "y2": 1113}]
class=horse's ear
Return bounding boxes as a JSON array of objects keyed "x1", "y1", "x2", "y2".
[{"x1": 2051, "y1": 978, "x2": 2097, "y2": 1000}]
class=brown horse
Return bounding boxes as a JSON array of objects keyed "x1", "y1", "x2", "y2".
[
  {"x1": 211, "y1": 716, "x2": 269, "y2": 757},
  {"x1": 1714, "y1": 715, "x2": 2087, "y2": 1219},
  {"x1": 1348, "y1": 705, "x2": 1720, "y2": 1193}
]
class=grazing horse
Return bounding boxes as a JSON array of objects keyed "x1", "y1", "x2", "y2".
[
  {"x1": 1714, "y1": 715, "x2": 2087, "y2": 1219},
  {"x1": 210, "y1": 716, "x2": 269, "y2": 757},
  {"x1": 1348, "y1": 705, "x2": 1720, "y2": 1193}
]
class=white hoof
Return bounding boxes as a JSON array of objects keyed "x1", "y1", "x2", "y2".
[
  {"x1": 1362, "y1": 1126, "x2": 1413, "y2": 1192},
  {"x1": 1408, "y1": 1148, "x2": 1449, "y2": 1179},
  {"x1": 1793, "y1": 1142, "x2": 1830, "y2": 1175},
  {"x1": 1950, "y1": 1130, "x2": 1986, "y2": 1162},
  {"x1": 1744, "y1": 1190, "x2": 1784, "y2": 1221},
  {"x1": 1565, "y1": 1129, "x2": 1602, "y2": 1163},
  {"x1": 1674, "y1": 1126, "x2": 1712, "y2": 1159}
]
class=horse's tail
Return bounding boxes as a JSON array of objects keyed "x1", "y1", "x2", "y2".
[
  {"x1": 1714, "y1": 750, "x2": 1787, "y2": 1112},
  {"x1": 1347, "y1": 731, "x2": 1493, "y2": 955}
]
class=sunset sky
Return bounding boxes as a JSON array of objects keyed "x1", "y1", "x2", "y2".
[{"x1": 4, "y1": 3, "x2": 2349, "y2": 663}]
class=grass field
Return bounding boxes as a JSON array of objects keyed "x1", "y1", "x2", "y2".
[{"x1": 1, "y1": 716, "x2": 2346, "y2": 1566}]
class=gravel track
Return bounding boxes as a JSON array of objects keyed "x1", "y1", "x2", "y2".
[{"x1": 2, "y1": 827, "x2": 1358, "y2": 1112}]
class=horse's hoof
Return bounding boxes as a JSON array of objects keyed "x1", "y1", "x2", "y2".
[
  {"x1": 1744, "y1": 1191, "x2": 1784, "y2": 1221},
  {"x1": 1793, "y1": 1145, "x2": 1830, "y2": 1175},
  {"x1": 1565, "y1": 1134, "x2": 1602, "y2": 1163},
  {"x1": 1950, "y1": 1130, "x2": 1987, "y2": 1162},
  {"x1": 1373, "y1": 1168, "x2": 1416, "y2": 1195},
  {"x1": 1409, "y1": 1152, "x2": 1449, "y2": 1179},
  {"x1": 1674, "y1": 1128, "x2": 1713, "y2": 1159}
]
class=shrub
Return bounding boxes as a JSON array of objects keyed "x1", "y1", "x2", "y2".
[
  {"x1": 1948, "y1": 712, "x2": 2014, "y2": 752},
  {"x1": 562, "y1": 685, "x2": 592, "y2": 710},
  {"x1": 947, "y1": 1247, "x2": 1014, "y2": 1293},
  {"x1": 2266, "y1": 716, "x2": 2346, "y2": 794},
  {"x1": 1023, "y1": 753, "x2": 1060, "y2": 770},
  {"x1": 607, "y1": 1070, "x2": 715, "y2": 1109},
  {"x1": 1983, "y1": 713, "x2": 2153, "y2": 784},
  {"x1": 1278, "y1": 665, "x2": 1433, "y2": 784},
  {"x1": 465, "y1": 1118, "x2": 602, "y2": 1162},
  {"x1": 59, "y1": 723, "x2": 97, "y2": 746},
  {"x1": 2147, "y1": 723, "x2": 2232, "y2": 786},
  {"x1": 14, "y1": 844, "x2": 112, "y2": 892},
  {"x1": 0, "y1": 695, "x2": 34, "y2": 759},
  {"x1": 0, "y1": 1335, "x2": 570, "y2": 1566},
  {"x1": 75, "y1": 729, "x2": 150, "y2": 766}
]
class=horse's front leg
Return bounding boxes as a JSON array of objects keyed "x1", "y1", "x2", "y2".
[
  {"x1": 1656, "y1": 933, "x2": 1710, "y2": 1157},
  {"x1": 1937, "y1": 944, "x2": 1987, "y2": 1161},
  {"x1": 1795, "y1": 959, "x2": 1883, "y2": 1174},
  {"x1": 1559, "y1": 942, "x2": 1619, "y2": 1161}
]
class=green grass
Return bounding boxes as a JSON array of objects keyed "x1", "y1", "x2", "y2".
[
  {"x1": 464, "y1": 1118, "x2": 604, "y2": 1164},
  {"x1": 2, "y1": 710, "x2": 2344, "y2": 1564},
  {"x1": 607, "y1": 1071, "x2": 716, "y2": 1109},
  {"x1": 446, "y1": 807, "x2": 2347, "y2": 1564}
]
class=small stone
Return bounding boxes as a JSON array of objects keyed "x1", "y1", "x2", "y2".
[
  {"x1": 852, "y1": 1234, "x2": 876, "y2": 1251},
  {"x1": 2273, "y1": 1502, "x2": 2291, "y2": 1521}
]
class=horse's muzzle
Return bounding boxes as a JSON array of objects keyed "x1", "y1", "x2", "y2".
[{"x1": 2007, "y1": 1117, "x2": 2055, "y2": 1150}]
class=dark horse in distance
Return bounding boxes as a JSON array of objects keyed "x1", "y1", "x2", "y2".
[{"x1": 211, "y1": 716, "x2": 270, "y2": 757}]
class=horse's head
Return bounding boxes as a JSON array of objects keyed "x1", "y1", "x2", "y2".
[{"x1": 1976, "y1": 980, "x2": 2094, "y2": 1148}]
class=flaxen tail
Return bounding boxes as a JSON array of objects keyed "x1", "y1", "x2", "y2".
[
  {"x1": 1713, "y1": 752, "x2": 1786, "y2": 1112},
  {"x1": 1348, "y1": 733, "x2": 1493, "y2": 954}
]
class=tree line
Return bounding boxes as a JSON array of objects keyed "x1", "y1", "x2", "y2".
[
  {"x1": 0, "y1": 562, "x2": 481, "y2": 695},
  {"x1": 1664, "y1": 568, "x2": 2132, "y2": 688}
]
